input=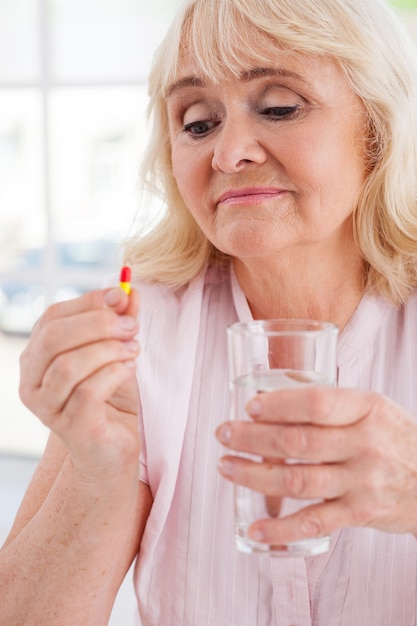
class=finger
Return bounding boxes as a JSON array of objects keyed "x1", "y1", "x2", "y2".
[
  {"x1": 247, "y1": 498, "x2": 357, "y2": 546},
  {"x1": 21, "y1": 287, "x2": 139, "y2": 391},
  {"x1": 31, "y1": 286, "x2": 140, "y2": 342},
  {"x1": 217, "y1": 454, "x2": 349, "y2": 499},
  {"x1": 246, "y1": 386, "x2": 376, "y2": 427},
  {"x1": 216, "y1": 421, "x2": 356, "y2": 461},
  {"x1": 20, "y1": 307, "x2": 139, "y2": 394},
  {"x1": 35, "y1": 338, "x2": 140, "y2": 417},
  {"x1": 57, "y1": 360, "x2": 139, "y2": 448}
]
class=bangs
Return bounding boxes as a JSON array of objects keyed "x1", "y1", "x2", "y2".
[
  {"x1": 179, "y1": 3, "x2": 282, "y2": 82},
  {"x1": 156, "y1": 0, "x2": 295, "y2": 97},
  {"x1": 151, "y1": 0, "x2": 397, "y2": 100}
]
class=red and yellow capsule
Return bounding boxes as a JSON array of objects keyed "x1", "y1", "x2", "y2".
[{"x1": 119, "y1": 265, "x2": 131, "y2": 295}]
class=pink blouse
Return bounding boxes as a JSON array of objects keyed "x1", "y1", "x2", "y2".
[{"x1": 133, "y1": 263, "x2": 417, "y2": 626}]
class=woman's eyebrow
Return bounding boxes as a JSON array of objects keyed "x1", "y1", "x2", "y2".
[
  {"x1": 165, "y1": 76, "x2": 206, "y2": 98},
  {"x1": 165, "y1": 67, "x2": 311, "y2": 98},
  {"x1": 242, "y1": 66, "x2": 312, "y2": 87}
]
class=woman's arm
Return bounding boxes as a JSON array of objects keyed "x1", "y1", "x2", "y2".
[
  {"x1": 0, "y1": 286, "x2": 152, "y2": 625},
  {"x1": 1, "y1": 434, "x2": 152, "y2": 625}
]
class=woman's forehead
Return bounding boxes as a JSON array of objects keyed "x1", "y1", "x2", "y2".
[
  {"x1": 169, "y1": 26, "x2": 292, "y2": 85},
  {"x1": 169, "y1": 42, "x2": 338, "y2": 94},
  {"x1": 176, "y1": 40, "x2": 293, "y2": 80}
]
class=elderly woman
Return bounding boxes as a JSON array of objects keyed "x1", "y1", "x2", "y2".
[{"x1": 2, "y1": 0, "x2": 417, "y2": 624}]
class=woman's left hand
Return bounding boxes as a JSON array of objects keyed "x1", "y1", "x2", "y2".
[{"x1": 216, "y1": 387, "x2": 417, "y2": 544}]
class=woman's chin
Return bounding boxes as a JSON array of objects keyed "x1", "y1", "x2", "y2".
[{"x1": 216, "y1": 229, "x2": 288, "y2": 260}]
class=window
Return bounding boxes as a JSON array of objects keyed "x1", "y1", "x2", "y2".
[{"x1": 0, "y1": 0, "x2": 177, "y2": 456}]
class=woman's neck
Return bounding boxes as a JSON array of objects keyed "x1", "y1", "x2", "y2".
[{"x1": 232, "y1": 247, "x2": 365, "y2": 331}]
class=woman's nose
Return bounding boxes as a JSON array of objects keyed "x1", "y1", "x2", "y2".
[{"x1": 211, "y1": 117, "x2": 268, "y2": 173}]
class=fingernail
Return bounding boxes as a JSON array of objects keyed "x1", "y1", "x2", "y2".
[
  {"x1": 104, "y1": 288, "x2": 122, "y2": 307},
  {"x1": 216, "y1": 424, "x2": 231, "y2": 444},
  {"x1": 120, "y1": 316, "x2": 137, "y2": 331},
  {"x1": 301, "y1": 518, "x2": 322, "y2": 537},
  {"x1": 217, "y1": 459, "x2": 235, "y2": 477},
  {"x1": 248, "y1": 528, "x2": 265, "y2": 542},
  {"x1": 125, "y1": 340, "x2": 140, "y2": 354},
  {"x1": 246, "y1": 398, "x2": 261, "y2": 416}
]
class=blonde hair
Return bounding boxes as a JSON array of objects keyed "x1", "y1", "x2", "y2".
[{"x1": 125, "y1": 0, "x2": 417, "y2": 305}]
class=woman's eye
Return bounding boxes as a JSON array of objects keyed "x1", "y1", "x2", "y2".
[
  {"x1": 261, "y1": 105, "x2": 299, "y2": 119},
  {"x1": 183, "y1": 119, "x2": 218, "y2": 136}
]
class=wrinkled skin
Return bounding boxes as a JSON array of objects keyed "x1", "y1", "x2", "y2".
[
  {"x1": 216, "y1": 386, "x2": 417, "y2": 544},
  {"x1": 19, "y1": 287, "x2": 141, "y2": 479}
]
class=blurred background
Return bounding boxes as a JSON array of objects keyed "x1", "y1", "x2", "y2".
[
  {"x1": 0, "y1": 0, "x2": 178, "y2": 457},
  {"x1": 0, "y1": 1, "x2": 176, "y2": 623},
  {"x1": 0, "y1": 0, "x2": 416, "y2": 623}
]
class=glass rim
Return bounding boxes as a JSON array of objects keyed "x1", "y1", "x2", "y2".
[{"x1": 227, "y1": 319, "x2": 339, "y2": 337}]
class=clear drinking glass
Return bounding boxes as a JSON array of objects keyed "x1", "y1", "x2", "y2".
[{"x1": 227, "y1": 319, "x2": 338, "y2": 557}]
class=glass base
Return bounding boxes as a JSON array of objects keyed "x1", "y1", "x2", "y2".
[{"x1": 236, "y1": 533, "x2": 330, "y2": 558}]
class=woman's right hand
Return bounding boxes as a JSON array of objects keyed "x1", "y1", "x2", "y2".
[{"x1": 19, "y1": 287, "x2": 141, "y2": 479}]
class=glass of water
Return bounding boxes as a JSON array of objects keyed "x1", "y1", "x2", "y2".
[{"x1": 227, "y1": 319, "x2": 338, "y2": 557}]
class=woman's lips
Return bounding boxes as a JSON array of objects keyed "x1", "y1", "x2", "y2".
[{"x1": 216, "y1": 187, "x2": 288, "y2": 206}]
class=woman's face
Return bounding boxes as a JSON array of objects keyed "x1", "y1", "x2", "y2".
[{"x1": 166, "y1": 45, "x2": 368, "y2": 263}]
